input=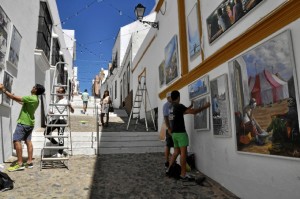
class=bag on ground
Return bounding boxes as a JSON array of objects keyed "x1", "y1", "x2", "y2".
[
  {"x1": 0, "y1": 171, "x2": 14, "y2": 192},
  {"x1": 167, "y1": 163, "x2": 181, "y2": 179}
]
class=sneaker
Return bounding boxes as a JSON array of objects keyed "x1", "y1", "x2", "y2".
[
  {"x1": 7, "y1": 163, "x2": 25, "y2": 172},
  {"x1": 52, "y1": 153, "x2": 62, "y2": 158},
  {"x1": 179, "y1": 174, "x2": 194, "y2": 181},
  {"x1": 165, "y1": 161, "x2": 169, "y2": 169},
  {"x1": 24, "y1": 162, "x2": 34, "y2": 169}
]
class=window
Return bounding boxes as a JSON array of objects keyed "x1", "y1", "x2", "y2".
[
  {"x1": 36, "y1": 2, "x2": 53, "y2": 59},
  {"x1": 51, "y1": 38, "x2": 60, "y2": 65}
]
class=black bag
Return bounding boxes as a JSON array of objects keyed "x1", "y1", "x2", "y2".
[
  {"x1": 167, "y1": 163, "x2": 181, "y2": 179},
  {"x1": 108, "y1": 104, "x2": 114, "y2": 112},
  {"x1": 0, "y1": 171, "x2": 14, "y2": 192}
]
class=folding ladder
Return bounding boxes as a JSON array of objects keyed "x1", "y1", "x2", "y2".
[
  {"x1": 126, "y1": 78, "x2": 156, "y2": 131},
  {"x1": 40, "y1": 62, "x2": 72, "y2": 170}
]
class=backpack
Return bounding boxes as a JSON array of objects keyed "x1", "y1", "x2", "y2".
[
  {"x1": 167, "y1": 163, "x2": 181, "y2": 179},
  {"x1": 0, "y1": 171, "x2": 14, "y2": 192}
]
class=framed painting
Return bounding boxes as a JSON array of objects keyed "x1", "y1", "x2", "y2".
[
  {"x1": 187, "y1": 2, "x2": 201, "y2": 61},
  {"x1": 8, "y1": 25, "x2": 22, "y2": 68},
  {"x1": 210, "y1": 74, "x2": 231, "y2": 137},
  {"x1": 194, "y1": 95, "x2": 210, "y2": 131},
  {"x1": 2, "y1": 71, "x2": 13, "y2": 106},
  {"x1": 0, "y1": 5, "x2": 11, "y2": 68},
  {"x1": 158, "y1": 60, "x2": 165, "y2": 87},
  {"x1": 165, "y1": 35, "x2": 179, "y2": 85},
  {"x1": 229, "y1": 30, "x2": 300, "y2": 159},
  {"x1": 188, "y1": 75, "x2": 209, "y2": 100},
  {"x1": 206, "y1": 0, "x2": 264, "y2": 44}
]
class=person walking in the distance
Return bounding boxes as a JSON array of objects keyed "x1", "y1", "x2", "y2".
[
  {"x1": 100, "y1": 90, "x2": 111, "y2": 127},
  {"x1": 81, "y1": 89, "x2": 89, "y2": 114},
  {"x1": 44, "y1": 86, "x2": 74, "y2": 157},
  {"x1": 163, "y1": 92, "x2": 174, "y2": 168},
  {"x1": 0, "y1": 83, "x2": 45, "y2": 171},
  {"x1": 166, "y1": 90, "x2": 210, "y2": 180}
]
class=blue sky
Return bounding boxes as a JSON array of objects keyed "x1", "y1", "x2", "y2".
[{"x1": 56, "y1": 0, "x2": 155, "y2": 93}]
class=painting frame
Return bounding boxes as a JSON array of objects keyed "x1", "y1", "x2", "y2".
[
  {"x1": 1, "y1": 71, "x2": 13, "y2": 107},
  {"x1": 188, "y1": 75, "x2": 209, "y2": 100},
  {"x1": 206, "y1": 0, "x2": 264, "y2": 44},
  {"x1": 210, "y1": 74, "x2": 231, "y2": 137},
  {"x1": 165, "y1": 35, "x2": 179, "y2": 85},
  {"x1": 158, "y1": 60, "x2": 165, "y2": 87},
  {"x1": 194, "y1": 95, "x2": 210, "y2": 131},
  {"x1": 187, "y1": 2, "x2": 201, "y2": 61},
  {"x1": 229, "y1": 29, "x2": 300, "y2": 159},
  {"x1": 8, "y1": 25, "x2": 22, "y2": 68},
  {"x1": 0, "y1": 5, "x2": 11, "y2": 68}
]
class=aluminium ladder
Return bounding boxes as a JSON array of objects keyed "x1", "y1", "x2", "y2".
[
  {"x1": 40, "y1": 62, "x2": 72, "y2": 170},
  {"x1": 126, "y1": 79, "x2": 156, "y2": 131}
]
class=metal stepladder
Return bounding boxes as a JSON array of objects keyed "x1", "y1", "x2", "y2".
[
  {"x1": 40, "y1": 62, "x2": 72, "y2": 170},
  {"x1": 126, "y1": 76, "x2": 156, "y2": 131}
]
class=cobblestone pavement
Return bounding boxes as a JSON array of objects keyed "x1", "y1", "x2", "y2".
[{"x1": 1, "y1": 108, "x2": 239, "y2": 198}]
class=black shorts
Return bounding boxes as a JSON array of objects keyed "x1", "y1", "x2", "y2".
[{"x1": 166, "y1": 130, "x2": 174, "y2": 148}]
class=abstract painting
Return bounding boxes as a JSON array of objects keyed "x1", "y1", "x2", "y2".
[
  {"x1": 158, "y1": 60, "x2": 165, "y2": 87},
  {"x1": 8, "y1": 26, "x2": 22, "y2": 67},
  {"x1": 0, "y1": 5, "x2": 11, "y2": 67},
  {"x1": 229, "y1": 30, "x2": 300, "y2": 159},
  {"x1": 210, "y1": 74, "x2": 231, "y2": 137},
  {"x1": 165, "y1": 35, "x2": 179, "y2": 85},
  {"x1": 2, "y1": 71, "x2": 13, "y2": 106}
]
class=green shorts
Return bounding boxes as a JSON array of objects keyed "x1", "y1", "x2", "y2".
[{"x1": 172, "y1": 132, "x2": 189, "y2": 148}]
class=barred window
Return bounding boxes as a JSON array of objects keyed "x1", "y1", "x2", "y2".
[
  {"x1": 51, "y1": 38, "x2": 60, "y2": 65},
  {"x1": 36, "y1": 2, "x2": 52, "y2": 59},
  {"x1": 57, "y1": 57, "x2": 66, "y2": 85}
]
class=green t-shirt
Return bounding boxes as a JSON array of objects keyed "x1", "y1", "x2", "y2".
[
  {"x1": 82, "y1": 92, "x2": 89, "y2": 101},
  {"x1": 17, "y1": 95, "x2": 39, "y2": 126}
]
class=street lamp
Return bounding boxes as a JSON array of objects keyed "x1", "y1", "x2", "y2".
[{"x1": 134, "y1": 3, "x2": 159, "y2": 29}]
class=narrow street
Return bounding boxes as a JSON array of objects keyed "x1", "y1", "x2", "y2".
[{"x1": 1, "y1": 95, "x2": 238, "y2": 198}]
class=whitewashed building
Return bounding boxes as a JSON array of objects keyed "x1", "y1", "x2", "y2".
[
  {"x1": 105, "y1": 0, "x2": 300, "y2": 198},
  {"x1": 0, "y1": 0, "x2": 75, "y2": 163}
]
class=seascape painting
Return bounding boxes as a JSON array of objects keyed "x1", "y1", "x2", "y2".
[
  {"x1": 210, "y1": 74, "x2": 231, "y2": 137},
  {"x1": 187, "y1": 2, "x2": 201, "y2": 61},
  {"x1": 229, "y1": 30, "x2": 300, "y2": 159},
  {"x1": 188, "y1": 75, "x2": 209, "y2": 100},
  {"x1": 165, "y1": 35, "x2": 179, "y2": 85}
]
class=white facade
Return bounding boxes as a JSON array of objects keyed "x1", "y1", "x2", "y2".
[
  {"x1": 0, "y1": 0, "x2": 75, "y2": 163},
  {"x1": 108, "y1": 0, "x2": 300, "y2": 198}
]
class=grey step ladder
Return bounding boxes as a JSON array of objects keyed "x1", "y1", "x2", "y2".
[
  {"x1": 126, "y1": 78, "x2": 156, "y2": 131},
  {"x1": 40, "y1": 62, "x2": 72, "y2": 170}
]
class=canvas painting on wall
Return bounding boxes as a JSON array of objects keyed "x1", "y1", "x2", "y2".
[
  {"x1": 188, "y1": 75, "x2": 209, "y2": 100},
  {"x1": 194, "y1": 95, "x2": 210, "y2": 131},
  {"x1": 158, "y1": 60, "x2": 165, "y2": 87},
  {"x1": 165, "y1": 35, "x2": 179, "y2": 85},
  {"x1": 229, "y1": 30, "x2": 300, "y2": 159},
  {"x1": 210, "y1": 74, "x2": 231, "y2": 137},
  {"x1": 0, "y1": 5, "x2": 11, "y2": 68},
  {"x1": 187, "y1": 2, "x2": 201, "y2": 61},
  {"x1": 206, "y1": 0, "x2": 264, "y2": 44},
  {"x1": 2, "y1": 71, "x2": 13, "y2": 106},
  {"x1": 8, "y1": 26, "x2": 22, "y2": 68}
]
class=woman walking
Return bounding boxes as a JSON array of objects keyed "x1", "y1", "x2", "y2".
[{"x1": 100, "y1": 90, "x2": 111, "y2": 127}]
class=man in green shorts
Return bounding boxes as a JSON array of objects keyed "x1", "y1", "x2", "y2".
[
  {"x1": 0, "y1": 83, "x2": 45, "y2": 171},
  {"x1": 166, "y1": 90, "x2": 210, "y2": 180}
]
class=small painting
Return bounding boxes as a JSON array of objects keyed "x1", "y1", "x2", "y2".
[
  {"x1": 229, "y1": 30, "x2": 300, "y2": 159},
  {"x1": 188, "y1": 75, "x2": 209, "y2": 100},
  {"x1": 187, "y1": 2, "x2": 201, "y2": 61},
  {"x1": 165, "y1": 35, "x2": 179, "y2": 85},
  {"x1": 158, "y1": 60, "x2": 165, "y2": 87},
  {"x1": 194, "y1": 95, "x2": 210, "y2": 131},
  {"x1": 210, "y1": 74, "x2": 231, "y2": 137},
  {"x1": 0, "y1": 5, "x2": 11, "y2": 67},
  {"x1": 2, "y1": 71, "x2": 13, "y2": 106},
  {"x1": 8, "y1": 26, "x2": 22, "y2": 67}
]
